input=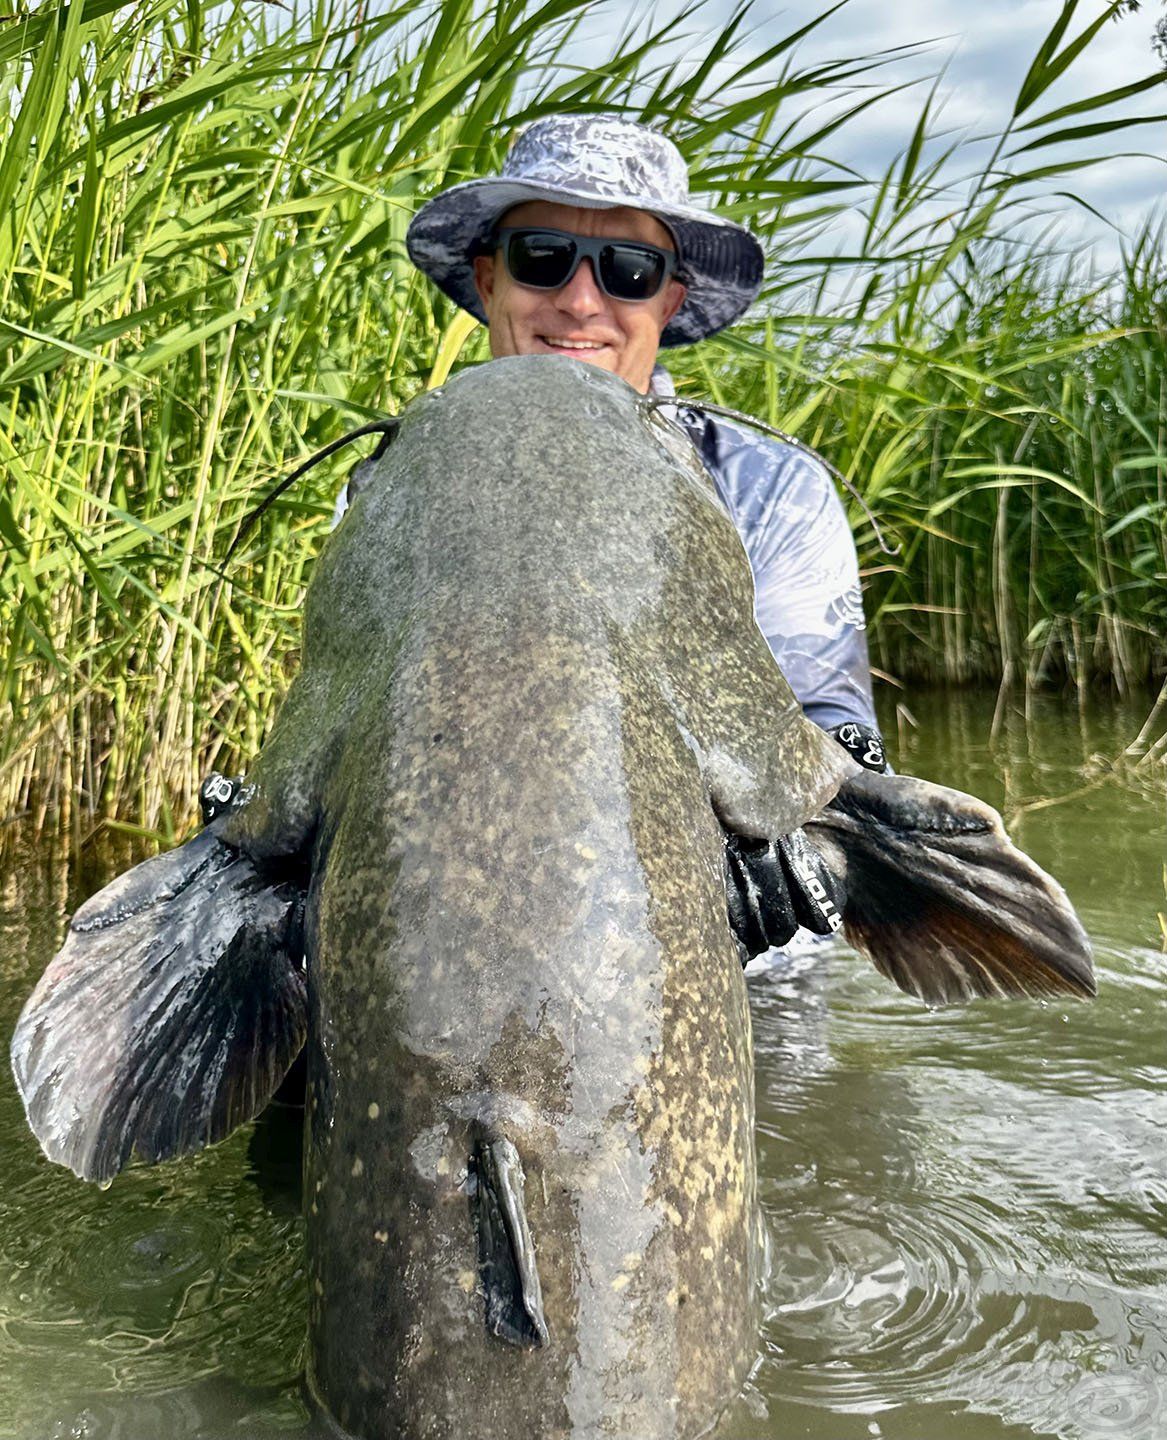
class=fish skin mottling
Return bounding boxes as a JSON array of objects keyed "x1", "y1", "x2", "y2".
[{"x1": 230, "y1": 357, "x2": 855, "y2": 1440}]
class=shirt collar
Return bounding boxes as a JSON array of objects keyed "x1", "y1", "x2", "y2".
[{"x1": 648, "y1": 364, "x2": 676, "y2": 398}]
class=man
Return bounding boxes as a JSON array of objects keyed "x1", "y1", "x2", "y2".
[
  {"x1": 209, "y1": 115, "x2": 887, "y2": 953},
  {"x1": 404, "y1": 113, "x2": 884, "y2": 751},
  {"x1": 405, "y1": 115, "x2": 890, "y2": 954}
]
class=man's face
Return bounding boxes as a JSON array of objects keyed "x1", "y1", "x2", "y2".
[{"x1": 471, "y1": 201, "x2": 687, "y2": 394}]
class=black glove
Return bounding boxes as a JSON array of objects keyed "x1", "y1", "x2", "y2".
[
  {"x1": 828, "y1": 721, "x2": 889, "y2": 773},
  {"x1": 725, "y1": 829, "x2": 846, "y2": 961},
  {"x1": 198, "y1": 772, "x2": 246, "y2": 825}
]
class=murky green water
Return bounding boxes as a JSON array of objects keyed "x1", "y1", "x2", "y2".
[{"x1": 1, "y1": 691, "x2": 1163, "y2": 1440}]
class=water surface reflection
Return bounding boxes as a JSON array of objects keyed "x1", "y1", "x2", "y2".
[{"x1": 1, "y1": 691, "x2": 1163, "y2": 1439}]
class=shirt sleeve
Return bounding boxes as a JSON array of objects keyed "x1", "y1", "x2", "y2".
[{"x1": 677, "y1": 408, "x2": 878, "y2": 732}]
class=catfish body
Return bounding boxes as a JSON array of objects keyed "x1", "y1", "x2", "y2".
[
  {"x1": 11, "y1": 356, "x2": 1093, "y2": 1440},
  {"x1": 228, "y1": 356, "x2": 853, "y2": 1438}
]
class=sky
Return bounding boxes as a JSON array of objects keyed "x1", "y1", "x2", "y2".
[
  {"x1": 765, "y1": 0, "x2": 1165, "y2": 255},
  {"x1": 579, "y1": 0, "x2": 1167, "y2": 269}
]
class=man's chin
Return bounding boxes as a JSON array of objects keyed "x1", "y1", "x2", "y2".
[{"x1": 489, "y1": 339, "x2": 650, "y2": 390}]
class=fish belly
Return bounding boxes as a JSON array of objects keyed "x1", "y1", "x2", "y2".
[{"x1": 302, "y1": 622, "x2": 760, "y2": 1440}]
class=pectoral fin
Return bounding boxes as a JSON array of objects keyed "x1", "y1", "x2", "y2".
[
  {"x1": 10, "y1": 828, "x2": 308, "y2": 1184},
  {"x1": 804, "y1": 771, "x2": 1095, "y2": 1004},
  {"x1": 472, "y1": 1138, "x2": 549, "y2": 1349}
]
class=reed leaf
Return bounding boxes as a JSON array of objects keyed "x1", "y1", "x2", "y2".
[{"x1": 1, "y1": 0, "x2": 1164, "y2": 831}]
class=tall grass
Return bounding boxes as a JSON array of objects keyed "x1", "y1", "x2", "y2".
[
  {"x1": 705, "y1": 233, "x2": 1167, "y2": 696},
  {"x1": 1, "y1": 0, "x2": 1164, "y2": 834}
]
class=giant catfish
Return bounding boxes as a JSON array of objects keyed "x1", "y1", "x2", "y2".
[{"x1": 11, "y1": 356, "x2": 1093, "y2": 1440}]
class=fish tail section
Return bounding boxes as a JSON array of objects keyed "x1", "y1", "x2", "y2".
[
  {"x1": 472, "y1": 1137, "x2": 549, "y2": 1350},
  {"x1": 804, "y1": 771, "x2": 1095, "y2": 1004}
]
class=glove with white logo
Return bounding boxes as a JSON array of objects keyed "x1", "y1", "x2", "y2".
[
  {"x1": 198, "y1": 772, "x2": 246, "y2": 826},
  {"x1": 724, "y1": 720, "x2": 888, "y2": 961},
  {"x1": 725, "y1": 829, "x2": 846, "y2": 960},
  {"x1": 828, "y1": 721, "x2": 889, "y2": 773}
]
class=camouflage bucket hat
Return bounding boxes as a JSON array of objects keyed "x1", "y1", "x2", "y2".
[{"x1": 405, "y1": 114, "x2": 765, "y2": 348}]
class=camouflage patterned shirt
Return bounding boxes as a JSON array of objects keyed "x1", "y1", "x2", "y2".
[{"x1": 651, "y1": 367, "x2": 877, "y2": 731}]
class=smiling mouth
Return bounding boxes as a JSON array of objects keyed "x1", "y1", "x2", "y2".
[{"x1": 537, "y1": 337, "x2": 609, "y2": 352}]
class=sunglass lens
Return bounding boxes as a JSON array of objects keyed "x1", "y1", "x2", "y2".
[
  {"x1": 506, "y1": 231, "x2": 575, "y2": 289},
  {"x1": 600, "y1": 243, "x2": 666, "y2": 301}
]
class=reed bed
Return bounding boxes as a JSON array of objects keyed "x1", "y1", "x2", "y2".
[
  {"x1": 1, "y1": 0, "x2": 1164, "y2": 834},
  {"x1": 714, "y1": 234, "x2": 1167, "y2": 696}
]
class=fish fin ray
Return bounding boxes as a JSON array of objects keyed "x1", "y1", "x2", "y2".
[
  {"x1": 805, "y1": 771, "x2": 1095, "y2": 1004},
  {"x1": 472, "y1": 1137, "x2": 549, "y2": 1349},
  {"x1": 10, "y1": 832, "x2": 308, "y2": 1184}
]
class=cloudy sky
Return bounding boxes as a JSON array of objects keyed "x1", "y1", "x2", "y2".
[
  {"x1": 581, "y1": 0, "x2": 1167, "y2": 266},
  {"x1": 770, "y1": 0, "x2": 1164, "y2": 251}
]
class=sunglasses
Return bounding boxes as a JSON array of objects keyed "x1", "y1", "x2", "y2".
[{"x1": 495, "y1": 227, "x2": 680, "y2": 303}]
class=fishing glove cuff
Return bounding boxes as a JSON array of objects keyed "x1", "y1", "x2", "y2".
[
  {"x1": 199, "y1": 772, "x2": 246, "y2": 826},
  {"x1": 828, "y1": 721, "x2": 889, "y2": 773},
  {"x1": 725, "y1": 829, "x2": 846, "y2": 961}
]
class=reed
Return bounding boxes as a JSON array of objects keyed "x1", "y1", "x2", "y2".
[
  {"x1": 1, "y1": 0, "x2": 1163, "y2": 833},
  {"x1": 708, "y1": 234, "x2": 1167, "y2": 695}
]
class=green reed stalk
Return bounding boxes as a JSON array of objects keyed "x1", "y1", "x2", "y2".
[{"x1": 1, "y1": 0, "x2": 1164, "y2": 832}]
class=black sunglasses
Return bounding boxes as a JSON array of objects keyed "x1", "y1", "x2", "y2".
[{"x1": 495, "y1": 226, "x2": 680, "y2": 303}]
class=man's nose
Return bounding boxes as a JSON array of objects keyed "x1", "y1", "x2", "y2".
[{"x1": 556, "y1": 257, "x2": 606, "y2": 316}]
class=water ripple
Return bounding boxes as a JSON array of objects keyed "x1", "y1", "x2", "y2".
[{"x1": 740, "y1": 917, "x2": 1167, "y2": 1440}]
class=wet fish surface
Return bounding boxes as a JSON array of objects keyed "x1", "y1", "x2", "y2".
[{"x1": 10, "y1": 356, "x2": 1093, "y2": 1440}]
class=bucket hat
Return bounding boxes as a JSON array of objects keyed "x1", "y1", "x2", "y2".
[{"x1": 406, "y1": 114, "x2": 765, "y2": 347}]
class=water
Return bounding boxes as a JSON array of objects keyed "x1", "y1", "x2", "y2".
[{"x1": 1, "y1": 691, "x2": 1163, "y2": 1440}]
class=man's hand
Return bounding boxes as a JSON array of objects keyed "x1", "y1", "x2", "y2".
[
  {"x1": 198, "y1": 772, "x2": 246, "y2": 826},
  {"x1": 725, "y1": 830, "x2": 846, "y2": 960},
  {"x1": 724, "y1": 720, "x2": 888, "y2": 962}
]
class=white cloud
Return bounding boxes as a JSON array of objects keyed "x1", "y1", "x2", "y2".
[{"x1": 573, "y1": 0, "x2": 1167, "y2": 258}]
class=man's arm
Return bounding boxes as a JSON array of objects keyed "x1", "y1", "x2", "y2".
[{"x1": 678, "y1": 406, "x2": 878, "y2": 731}]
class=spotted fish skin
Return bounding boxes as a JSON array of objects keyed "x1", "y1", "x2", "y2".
[
  {"x1": 224, "y1": 356, "x2": 855, "y2": 1440},
  {"x1": 10, "y1": 354, "x2": 1092, "y2": 1435}
]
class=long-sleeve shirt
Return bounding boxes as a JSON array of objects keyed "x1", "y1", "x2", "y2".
[{"x1": 650, "y1": 366, "x2": 876, "y2": 731}]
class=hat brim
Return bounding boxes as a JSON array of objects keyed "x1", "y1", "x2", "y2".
[{"x1": 405, "y1": 176, "x2": 764, "y2": 347}]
